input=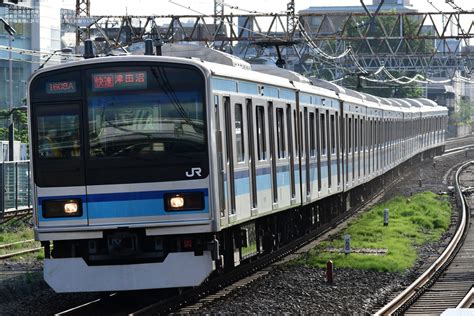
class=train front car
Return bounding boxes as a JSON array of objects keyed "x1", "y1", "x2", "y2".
[{"x1": 28, "y1": 57, "x2": 217, "y2": 292}]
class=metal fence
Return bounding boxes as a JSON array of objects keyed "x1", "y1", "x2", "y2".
[{"x1": 0, "y1": 160, "x2": 32, "y2": 217}]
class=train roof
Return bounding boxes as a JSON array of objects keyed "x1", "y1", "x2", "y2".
[{"x1": 30, "y1": 46, "x2": 447, "y2": 117}]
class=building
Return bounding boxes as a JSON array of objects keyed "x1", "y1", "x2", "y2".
[
  {"x1": 299, "y1": 0, "x2": 416, "y2": 35},
  {"x1": 0, "y1": 0, "x2": 71, "y2": 110}
]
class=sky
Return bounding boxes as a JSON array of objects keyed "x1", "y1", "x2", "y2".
[{"x1": 61, "y1": 0, "x2": 474, "y2": 16}]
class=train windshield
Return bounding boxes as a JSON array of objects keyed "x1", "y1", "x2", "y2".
[
  {"x1": 30, "y1": 63, "x2": 208, "y2": 186},
  {"x1": 82, "y1": 64, "x2": 208, "y2": 183},
  {"x1": 87, "y1": 66, "x2": 206, "y2": 160}
]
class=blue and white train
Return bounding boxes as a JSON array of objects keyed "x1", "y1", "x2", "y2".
[{"x1": 28, "y1": 48, "x2": 447, "y2": 292}]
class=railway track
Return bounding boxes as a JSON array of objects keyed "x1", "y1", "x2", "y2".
[
  {"x1": 376, "y1": 161, "x2": 474, "y2": 315},
  {"x1": 0, "y1": 208, "x2": 33, "y2": 224},
  {"x1": 444, "y1": 135, "x2": 474, "y2": 150},
  {"x1": 0, "y1": 239, "x2": 42, "y2": 260}
]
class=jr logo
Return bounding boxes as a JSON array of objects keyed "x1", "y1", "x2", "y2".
[{"x1": 186, "y1": 167, "x2": 202, "y2": 178}]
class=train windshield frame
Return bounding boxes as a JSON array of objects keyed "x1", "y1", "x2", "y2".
[{"x1": 30, "y1": 62, "x2": 208, "y2": 187}]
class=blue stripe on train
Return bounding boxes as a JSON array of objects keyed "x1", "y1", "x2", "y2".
[{"x1": 38, "y1": 189, "x2": 209, "y2": 221}]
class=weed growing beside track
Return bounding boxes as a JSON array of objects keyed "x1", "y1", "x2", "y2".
[
  {"x1": 297, "y1": 192, "x2": 451, "y2": 272},
  {"x1": 0, "y1": 219, "x2": 42, "y2": 261}
]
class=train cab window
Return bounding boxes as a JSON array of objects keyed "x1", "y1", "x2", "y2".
[
  {"x1": 235, "y1": 103, "x2": 245, "y2": 162},
  {"x1": 256, "y1": 105, "x2": 266, "y2": 160},
  {"x1": 320, "y1": 113, "x2": 326, "y2": 156},
  {"x1": 36, "y1": 109, "x2": 81, "y2": 159},
  {"x1": 276, "y1": 108, "x2": 286, "y2": 159},
  {"x1": 309, "y1": 112, "x2": 315, "y2": 157}
]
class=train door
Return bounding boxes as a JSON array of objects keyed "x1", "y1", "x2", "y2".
[
  {"x1": 246, "y1": 99, "x2": 258, "y2": 215},
  {"x1": 270, "y1": 102, "x2": 291, "y2": 209},
  {"x1": 328, "y1": 109, "x2": 337, "y2": 193},
  {"x1": 268, "y1": 101, "x2": 279, "y2": 208},
  {"x1": 303, "y1": 106, "x2": 311, "y2": 201},
  {"x1": 316, "y1": 108, "x2": 322, "y2": 194},
  {"x1": 335, "y1": 110, "x2": 341, "y2": 191},
  {"x1": 214, "y1": 95, "x2": 226, "y2": 224},
  {"x1": 254, "y1": 99, "x2": 272, "y2": 213},
  {"x1": 286, "y1": 104, "x2": 297, "y2": 205},
  {"x1": 233, "y1": 96, "x2": 252, "y2": 220},
  {"x1": 32, "y1": 102, "x2": 88, "y2": 228},
  {"x1": 320, "y1": 109, "x2": 328, "y2": 195},
  {"x1": 308, "y1": 108, "x2": 316, "y2": 200},
  {"x1": 293, "y1": 104, "x2": 303, "y2": 205},
  {"x1": 223, "y1": 96, "x2": 236, "y2": 222}
]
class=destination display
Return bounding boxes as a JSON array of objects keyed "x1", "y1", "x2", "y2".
[
  {"x1": 91, "y1": 71, "x2": 147, "y2": 92},
  {"x1": 46, "y1": 81, "x2": 77, "y2": 94}
]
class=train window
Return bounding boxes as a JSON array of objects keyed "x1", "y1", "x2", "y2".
[
  {"x1": 87, "y1": 65, "x2": 206, "y2": 162},
  {"x1": 256, "y1": 105, "x2": 266, "y2": 161},
  {"x1": 330, "y1": 114, "x2": 335, "y2": 155},
  {"x1": 320, "y1": 113, "x2": 326, "y2": 156},
  {"x1": 316, "y1": 109, "x2": 321, "y2": 157},
  {"x1": 235, "y1": 103, "x2": 245, "y2": 163},
  {"x1": 276, "y1": 108, "x2": 286, "y2": 159},
  {"x1": 348, "y1": 116, "x2": 352, "y2": 154},
  {"x1": 309, "y1": 112, "x2": 315, "y2": 157},
  {"x1": 36, "y1": 110, "x2": 81, "y2": 159},
  {"x1": 354, "y1": 118, "x2": 358, "y2": 154},
  {"x1": 294, "y1": 110, "x2": 299, "y2": 158}
]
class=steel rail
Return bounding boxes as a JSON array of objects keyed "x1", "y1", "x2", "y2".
[
  {"x1": 375, "y1": 160, "x2": 471, "y2": 316},
  {"x1": 0, "y1": 247, "x2": 42, "y2": 260},
  {"x1": 456, "y1": 288, "x2": 474, "y2": 309},
  {"x1": 0, "y1": 239, "x2": 35, "y2": 249}
]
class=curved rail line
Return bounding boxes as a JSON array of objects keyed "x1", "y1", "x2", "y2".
[
  {"x1": 456, "y1": 288, "x2": 474, "y2": 309},
  {"x1": 375, "y1": 161, "x2": 472, "y2": 315}
]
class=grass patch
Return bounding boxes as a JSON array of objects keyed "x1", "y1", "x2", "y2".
[
  {"x1": 296, "y1": 191, "x2": 451, "y2": 272},
  {"x1": 0, "y1": 219, "x2": 41, "y2": 259},
  {"x1": 0, "y1": 220, "x2": 34, "y2": 244}
]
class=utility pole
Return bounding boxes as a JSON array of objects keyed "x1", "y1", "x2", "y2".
[
  {"x1": 287, "y1": 0, "x2": 296, "y2": 40},
  {"x1": 76, "y1": 0, "x2": 91, "y2": 53},
  {"x1": 214, "y1": 0, "x2": 224, "y2": 26}
]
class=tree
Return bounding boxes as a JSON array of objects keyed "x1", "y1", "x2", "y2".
[
  {"x1": 0, "y1": 108, "x2": 28, "y2": 144},
  {"x1": 449, "y1": 99, "x2": 473, "y2": 126}
]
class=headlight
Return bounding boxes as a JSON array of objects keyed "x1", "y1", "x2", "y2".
[
  {"x1": 42, "y1": 199, "x2": 82, "y2": 218},
  {"x1": 164, "y1": 192, "x2": 204, "y2": 211}
]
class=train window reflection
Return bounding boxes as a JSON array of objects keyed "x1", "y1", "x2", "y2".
[
  {"x1": 256, "y1": 106, "x2": 266, "y2": 161},
  {"x1": 88, "y1": 92, "x2": 204, "y2": 158},
  {"x1": 235, "y1": 103, "x2": 245, "y2": 162},
  {"x1": 37, "y1": 114, "x2": 80, "y2": 159}
]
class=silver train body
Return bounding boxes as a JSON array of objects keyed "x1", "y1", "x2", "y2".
[{"x1": 28, "y1": 56, "x2": 447, "y2": 292}]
